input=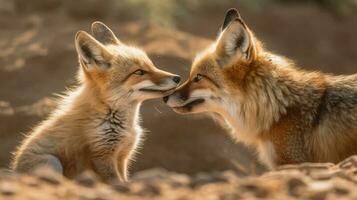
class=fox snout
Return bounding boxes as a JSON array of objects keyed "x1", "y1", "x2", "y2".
[
  {"x1": 139, "y1": 74, "x2": 180, "y2": 91},
  {"x1": 163, "y1": 75, "x2": 181, "y2": 89},
  {"x1": 163, "y1": 91, "x2": 186, "y2": 105},
  {"x1": 163, "y1": 82, "x2": 209, "y2": 114},
  {"x1": 164, "y1": 79, "x2": 192, "y2": 102},
  {"x1": 133, "y1": 71, "x2": 181, "y2": 100},
  {"x1": 172, "y1": 76, "x2": 181, "y2": 84},
  {"x1": 161, "y1": 75, "x2": 181, "y2": 92}
]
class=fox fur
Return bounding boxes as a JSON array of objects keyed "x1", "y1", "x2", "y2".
[
  {"x1": 11, "y1": 22, "x2": 181, "y2": 182},
  {"x1": 165, "y1": 8, "x2": 357, "y2": 168}
]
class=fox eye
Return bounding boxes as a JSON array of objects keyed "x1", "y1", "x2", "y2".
[
  {"x1": 193, "y1": 74, "x2": 203, "y2": 82},
  {"x1": 134, "y1": 69, "x2": 146, "y2": 76}
]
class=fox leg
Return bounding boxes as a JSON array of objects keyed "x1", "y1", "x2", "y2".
[
  {"x1": 91, "y1": 135, "x2": 137, "y2": 182},
  {"x1": 115, "y1": 143, "x2": 136, "y2": 182},
  {"x1": 13, "y1": 154, "x2": 63, "y2": 174},
  {"x1": 116, "y1": 155, "x2": 129, "y2": 182},
  {"x1": 91, "y1": 156, "x2": 121, "y2": 183},
  {"x1": 92, "y1": 153, "x2": 134, "y2": 183}
]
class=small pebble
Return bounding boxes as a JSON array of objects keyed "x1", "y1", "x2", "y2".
[
  {"x1": 287, "y1": 177, "x2": 306, "y2": 197},
  {"x1": 0, "y1": 183, "x2": 17, "y2": 196},
  {"x1": 240, "y1": 183, "x2": 269, "y2": 198},
  {"x1": 33, "y1": 167, "x2": 62, "y2": 185},
  {"x1": 333, "y1": 187, "x2": 349, "y2": 196},
  {"x1": 134, "y1": 183, "x2": 161, "y2": 197},
  {"x1": 75, "y1": 171, "x2": 99, "y2": 188},
  {"x1": 111, "y1": 182, "x2": 130, "y2": 193},
  {"x1": 190, "y1": 172, "x2": 227, "y2": 188}
]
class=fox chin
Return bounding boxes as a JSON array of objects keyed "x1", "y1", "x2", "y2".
[{"x1": 164, "y1": 8, "x2": 357, "y2": 168}]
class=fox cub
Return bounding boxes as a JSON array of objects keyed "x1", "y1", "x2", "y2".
[
  {"x1": 12, "y1": 22, "x2": 181, "y2": 182},
  {"x1": 164, "y1": 8, "x2": 357, "y2": 168}
]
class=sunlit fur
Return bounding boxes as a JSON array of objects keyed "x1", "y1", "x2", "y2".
[
  {"x1": 12, "y1": 22, "x2": 180, "y2": 182},
  {"x1": 166, "y1": 9, "x2": 357, "y2": 168}
]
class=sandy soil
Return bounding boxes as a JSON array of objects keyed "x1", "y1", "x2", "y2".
[{"x1": 0, "y1": 155, "x2": 356, "y2": 200}]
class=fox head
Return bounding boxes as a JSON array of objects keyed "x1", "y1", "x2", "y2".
[
  {"x1": 164, "y1": 8, "x2": 264, "y2": 116},
  {"x1": 75, "y1": 22, "x2": 181, "y2": 106}
]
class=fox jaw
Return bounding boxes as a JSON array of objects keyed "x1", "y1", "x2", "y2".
[
  {"x1": 75, "y1": 22, "x2": 181, "y2": 107},
  {"x1": 165, "y1": 8, "x2": 258, "y2": 118}
]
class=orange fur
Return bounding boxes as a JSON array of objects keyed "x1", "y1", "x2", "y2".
[
  {"x1": 12, "y1": 22, "x2": 180, "y2": 182},
  {"x1": 165, "y1": 9, "x2": 357, "y2": 168}
]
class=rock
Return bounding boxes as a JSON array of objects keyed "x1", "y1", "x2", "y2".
[
  {"x1": 111, "y1": 182, "x2": 130, "y2": 193},
  {"x1": 167, "y1": 173, "x2": 190, "y2": 188},
  {"x1": 21, "y1": 177, "x2": 40, "y2": 188},
  {"x1": 132, "y1": 182, "x2": 161, "y2": 197},
  {"x1": 338, "y1": 155, "x2": 357, "y2": 169},
  {"x1": 75, "y1": 171, "x2": 99, "y2": 188},
  {"x1": 287, "y1": 177, "x2": 307, "y2": 197},
  {"x1": 0, "y1": 182, "x2": 17, "y2": 196},
  {"x1": 32, "y1": 167, "x2": 62, "y2": 185},
  {"x1": 132, "y1": 168, "x2": 169, "y2": 182},
  {"x1": 333, "y1": 186, "x2": 350, "y2": 196},
  {"x1": 239, "y1": 183, "x2": 270, "y2": 198},
  {"x1": 190, "y1": 171, "x2": 228, "y2": 188}
]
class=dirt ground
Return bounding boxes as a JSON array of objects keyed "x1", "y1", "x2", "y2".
[
  {"x1": 0, "y1": 1, "x2": 357, "y2": 179},
  {"x1": 0, "y1": 155, "x2": 356, "y2": 200}
]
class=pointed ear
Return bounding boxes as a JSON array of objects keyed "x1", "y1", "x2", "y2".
[
  {"x1": 216, "y1": 10, "x2": 256, "y2": 63},
  {"x1": 221, "y1": 8, "x2": 241, "y2": 31},
  {"x1": 75, "y1": 31, "x2": 112, "y2": 70},
  {"x1": 91, "y1": 21, "x2": 120, "y2": 45}
]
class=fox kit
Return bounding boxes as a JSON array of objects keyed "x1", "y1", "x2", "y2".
[
  {"x1": 12, "y1": 22, "x2": 181, "y2": 182},
  {"x1": 164, "y1": 8, "x2": 357, "y2": 168}
]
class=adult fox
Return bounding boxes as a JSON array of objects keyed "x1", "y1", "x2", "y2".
[
  {"x1": 165, "y1": 8, "x2": 357, "y2": 168},
  {"x1": 12, "y1": 22, "x2": 181, "y2": 182}
]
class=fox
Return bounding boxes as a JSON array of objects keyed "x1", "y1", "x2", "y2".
[
  {"x1": 11, "y1": 21, "x2": 181, "y2": 182},
  {"x1": 164, "y1": 8, "x2": 357, "y2": 168}
]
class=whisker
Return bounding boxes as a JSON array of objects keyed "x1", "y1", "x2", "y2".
[{"x1": 154, "y1": 106, "x2": 162, "y2": 114}]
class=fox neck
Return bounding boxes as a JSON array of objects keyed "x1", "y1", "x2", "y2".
[
  {"x1": 57, "y1": 83, "x2": 142, "y2": 128},
  {"x1": 218, "y1": 53, "x2": 325, "y2": 145}
]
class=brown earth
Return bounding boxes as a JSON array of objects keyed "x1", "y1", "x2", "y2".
[
  {"x1": 0, "y1": 155, "x2": 356, "y2": 200},
  {"x1": 0, "y1": 1, "x2": 357, "y2": 199}
]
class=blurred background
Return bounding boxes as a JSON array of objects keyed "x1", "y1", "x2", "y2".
[{"x1": 0, "y1": 0, "x2": 356, "y2": 176}]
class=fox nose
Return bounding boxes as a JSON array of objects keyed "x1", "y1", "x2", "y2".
[
  {"x1": 163, "y1": 96, "x2": 169, "y2": 103},
  {"x1": 172, "y1": 76, "x2": 181, "y2": 84}
]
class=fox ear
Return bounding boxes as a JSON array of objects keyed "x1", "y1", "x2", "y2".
[
  {"x1": 75, "y1": 31, "x2": 112, "y2": 70},
  {"x1": 216, "y1": 9, "x2": 256, "y2": 63},
  {"x1": 221, "y1": 8, "x2": 241, "y2": 31},
  {"x1": 91, "y1": 21, "x2": 121, "y2": 45}
]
